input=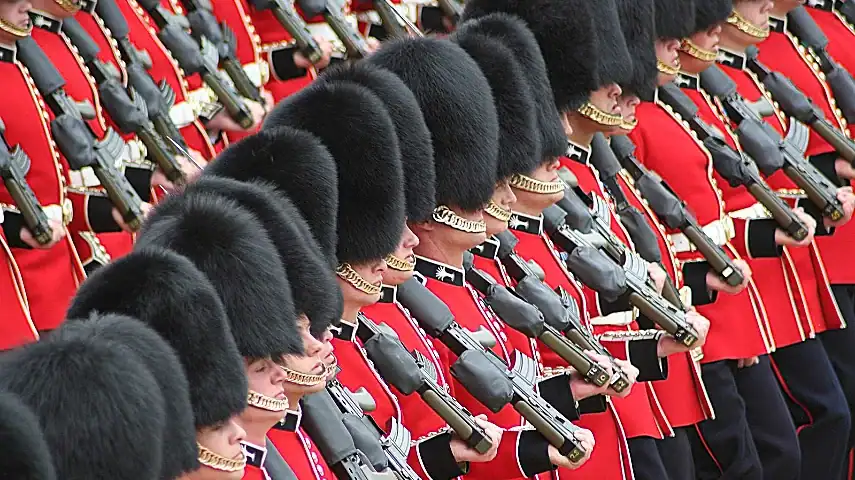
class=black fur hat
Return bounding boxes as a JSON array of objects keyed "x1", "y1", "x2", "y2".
[
  {"x1": 452, "y1": 28, "x2": 540, "y2": 180},
  {"x1": 694, "y1": 0, "x2": 732, "y2": 32},
  {"x1": 264, "y1": 81, "x2": 405, "y2": 264},
  {"x1": 590, "y1": 0, "x2": 634, "y2": 88},
  {"x1": 0, "y1": 334, "x2": 166, "y2": 480},
  {"x1": 318, "y1": 62, "x2": 437, "y2": 223},
  {"x1": 654, "y1": 0, "x2": 696, "y2": 39},
  {"x1": 462, "y1": 0, "x2": 600, "y2": 111},
  {"x1": 186, "y1": 177, "x2": 343, "y2": 337},
  {"x1": 456, "y1": 13, "x2": 566, "y2": 159},
  {"x1": 66, "y1": 247, "x2": 247, "y2": 429},
  {"x1": 0, "y1": 393, "x2": 55, "y2": 480},
  {"x1": 203, "y1": 127, "x2": 339, "y2": 266},
  {"x1": 58, "y1": 313, "x2": 196, "y2": 479},
  {"x1": 617, "y1": 0, "x2": 658, "y2": 101},
  {"x1": 137, "y1": 193, "x2": 304, "y2": 359},
  {"x1": 369, "y1": 37, "x2": 498, "y2": 212}
]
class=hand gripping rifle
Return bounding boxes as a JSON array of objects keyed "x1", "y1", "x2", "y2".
[
  {"x1": 698, "y1": 64, "x2": 845, "y2": 221},
  {"x1": 136, "y1": 0, "x2": 255, "y2": 128},
  {"x1": 744, "y1": 45, "x2": 855, "y2": 165},
  {"x1": 541, "y1": 205, "x2": 700, "y2": 348},
  {"x1": 658, "y1": 82, "x2": 809, "y2": 240},
  {"x1": 492, "y1": 230, "x2": 631, "y2": 393},
  {"x1": 94, "y1": 0, "x2": 190, "y2": 154},
  {"x1": 61, "y1": 18, "x2": 186, "y2": 186},
  {"x1": 355, "y1": 312, "x2": 493, "y2": 455},
  {"x1": 0, "y1": 119, "x2": 53, "y2": 245},
  {"x1": 16, "y1": 37, "x2": 145, "y2": 231},
  {"x1": 249, "y1": 0, "x2": 325, "y2": 64},
  {"x1": 610, "y1": 134, "x2": 749, "y2": 287},
  {"x1": 395, "y1": 277, "x2": 588, "y2": 463},
  {"x1": 299, "y1": 0, "x2": 371, "y2": 59},
  {"x1": 787, "y1": 6, "x2": 855, "y2": 123}
]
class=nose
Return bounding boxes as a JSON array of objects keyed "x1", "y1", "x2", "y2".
[
  {"x1": 231, "y1": 419, "x2": 247, "y2": 443},
  {"x1": 609, "y1": 83, "x2": 623, "y2": 99},
  {"x1": 667, "y1": 38, "x2": 680, "y2": 51},
  {"x1": 403, "y1": 225, "x2": 419, "y2": 249},
  {"x1": 711, "y1": 25, "x2": 723, "y2": 36},
  {"x1": 305, "y1": 334, "x2": 326, "y2": 357}
]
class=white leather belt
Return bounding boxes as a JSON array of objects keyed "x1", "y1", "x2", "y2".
[
  {"x1": 42, "y1": 199, "x2": 73, "y2": 225},
  {"x1": 729, "y1": 202, "x2": 771, "y2": 220},
  {"x1": 67, "y1": 140, "x2": 146, "y2": 188},
  {"x1": 669, "y1": 217, "x2": 734, "y2": 253},
  {"x1": 169, "y1": 101, "x2": 199, "y2": 129},
  {"x1": 590, "y1": 310, "x2": 635, "y2": 326}
]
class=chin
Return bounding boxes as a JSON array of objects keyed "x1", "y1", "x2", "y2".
[
  {"x1": 383, "y1": 270, "x2": 412, "y2": 287},
  {"x1": 484, "y1": 219, "x2": 509, "y2": 237}
]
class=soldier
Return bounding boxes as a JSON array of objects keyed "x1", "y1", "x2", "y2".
[
  {"x1": 0, "y1": 392, "x2": 55, "y2": 480},
  {"x1": 67, "y1": 247, "x2": 253, "y2": 480}
]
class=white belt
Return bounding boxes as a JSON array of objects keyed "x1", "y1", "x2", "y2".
[
  {"x1": 729, "y1": 202, "x2": 772, "y2": 221},
  {"x1": 669, "y1": 217, "x2": 734, "y2": 253},
  {"x1": 590, "y1": 310, "x2": 635, "y2": 326},
  {"x1": 67, "y1": 139, "x2": 145, "y2": 188},
  {"x1": 1, "y1": 199, "x2": 73, "y2": 225},
  {"x1": 240, "y1": 61, "x2": 270, "y2": 88},
  {"x1": 169, "y1": 101, "x2": 199, "y2": 129}
]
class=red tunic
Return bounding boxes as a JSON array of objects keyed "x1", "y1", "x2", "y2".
[
  {"x1": 267, "y1": 422, "x2": 335, "y2": 480},
  {"x1": 629, "y1": 99, "x2": 775, "y2": 362},
  {"x1": 0, "y1": 228, "x2": 38, "y2": 350}
]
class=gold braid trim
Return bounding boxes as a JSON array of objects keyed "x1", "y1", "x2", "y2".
[
  {"x1": 726, "y1": 10, "x2": 769, "y2": 39},
  {"x1": 680, "y1": 39, "x2": 718, "y2": 62},
  {"x1": 485, "y1": 200, "x2": 513, "y2": 222},
  {"x1": 385, "y1": 254, "x2": 415, "y2": 272},
  {"x1": 336, "y1": 263, "x2": 382, "y2": 295},
  {"x1": 0, "y1": 18, "x2": 31, "y2": 38},
  {"x1": 509, "y1": 173, "x2": 566, "y2": 195},
  {"x1": 54, "y1": 0, "x2": 82, "y2": 13},
  {"x1": 198, "y1": 443, "x2": 246, "y2": 472},
  {"x1": 247, "y1": 390, "x2": 289, "y2": 412},
  {"x1": 432, "y1": 205, "x2": 487, "y2": 233},
  {"x1": 657, "y1": 59, "x2": 681, "y2": 76},
  {"x1": 596, "y1": 329, "x2": 665, "y2": 342},
  {"x1": 577, "y1": 102, "x2": 624, "y2": 126},
  {"x1": 620, "y1": 118, "x2": 639, "y2": 132},
  {"x1": 278, "y1": 364, "x2": 327, "y2": 386}
]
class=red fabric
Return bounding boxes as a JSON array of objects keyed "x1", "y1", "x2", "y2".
[
  {"x1": 267, "y1": 427, "x2": 334, "y2": 480},
  {"x1": 0, "y1": 232, "x2": 38, "y2": 349},
  {"x1": 330, "y1": 337, "x2": 400, "y2": 433},
  {"x1": 241, "y1": 464, "x2": 265, "y2": 480}
]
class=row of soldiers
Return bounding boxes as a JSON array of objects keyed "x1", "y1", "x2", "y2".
[{"x1": 4, "y1": 0, "x2": 855, "y2": 478}]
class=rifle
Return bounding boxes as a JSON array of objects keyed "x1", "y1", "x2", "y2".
[
  {"x1": 698, "y1": 64, "x2": 845, "y2": 221},
  {"x1": 179, "y1": 0, "x2": 264, "y2": 103},
  {"x1": 299, "y1": 0, "x2": 371, "y2": 59},
  {"x1": 542, "y1": 206, "x2": 700, "y2": 348},
  {"x1": 787, "y1": 5, "x2": 855, "y2": 123},
  {"x1": 0, "y1": 121, "x2": 53, "y2": 245},
  {"x1": 371, "y1": 0, "x2": 423, "y2": 39},
  {"x1": 395, "y1": 277, "x2": 588, "y2": 463},
  {"x1": 94, "y1": 0, "x2": 190, "y2": 154},
  {"x1": 136, "y1": 0, "x2": 255, "y2": 128},
  {"x1": 657, "y1": 82, "x2": 809, "y2": 240},
  {"x1": 356, "y1": 313, "x2": 493, "y2": 454},
  {"x1": 463, "y1": 264, "x2": 610, "y2": 387},
  {"x1": 249, "y1": 0, "x2": 325, "y2": 64},
  {"x1": 16, "y1": 37, "x2": 145, "y2": 231},
  {"x1": 61, "y1": 18, "x2": 186, "y2": 186}
]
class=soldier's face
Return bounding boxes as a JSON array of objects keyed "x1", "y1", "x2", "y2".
[
  {"x1": 383, "y1": 223, "x2": 420, "y2": 286},
  {"x1": 0, "y1": 0, "x2": 31, "y2": 40},
  {"x1": 512, "y1": 159, "x2": 565, "y2": 214},
  {"x1": 618, "y1": 94, "x2": 641, "y2": 130},
  {"x1": 655, "y1": 38, "x2": 682, "y2": 85},
  {"x1": 195, "y1": 418, "x2": 246, "y2": 480},
  {"x1": 484, "y1": 180, "x2": 517, "y2": 236},
  {"x1": 725, "y1": 0, "x2": 774, "y2": 46},
  {"x1": 338, "y1": 259, "x2": 387, "y2": 306},
  {"x1": 242, "y1": 358, "x2": 289, "y2": 425},
  {"x1": 678, "y1": 25, "x2": 723, "y2": 74},
  {"x1": 587, "y1": 83, "x2": 624, "y2": 134},
  {"x1": 280, "y1": 318, "x2": 330, "y2": 395}
]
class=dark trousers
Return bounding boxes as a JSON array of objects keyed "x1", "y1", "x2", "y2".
[
  {"x1": 822, "y1": 284, "x2": 855, "y2": 479},
  {"x1": 627, "y1": 436, "x2": 669, "y2": 480},
  {"x1": 770, "y1": 338, "x2": 851, "y2": 480},
  {"x1": 656, "y1": 426, "x2": 695, "y2": 480},
  {"x1": 688, "y1": 357, "x2": 799, "y2": 480}
]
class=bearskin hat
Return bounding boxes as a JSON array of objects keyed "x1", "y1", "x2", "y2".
[
  {"x1": 0, "y1": 393, "x2": 55, "y2": 480},
  {"x1": 694, "y1": 0, "x2": 732, "y2": 32},
  {"x1": 137, "y1": 193, "x2": 303, "y2": 359},
  {"x1": 66, "y1": 247, "x2": 247, "y2": 429},
  {"x1": 590, "y1": 0, "x2": 634, "y2": 88},
  {"x1": 185, "y1": 177, "x2": 343, "y2": 336},
  {"x1": 654, "y1": 0, "x2": 696, "y2": 39},
  {"x1": 0, "y1": 334, "x2": 166, "y2": 480},
  {"x1": 203, "y1": 127, "x2": 339, "y2": 266},
  {"x1": 452, "y1": 27, "x2": 540, "y2": 180},
  {"x1": 264, "y1": 81, "x2": 405, "y2": 264},
  {"x1": 462, "y1": 0, "x2": 600, "y2": 111},
  {"x1": 369, "y1": 37, "x2": 499, "y2": 212},
  {"x1": 319, "y1": 62, "x2": 437, "y2": 223},
  {"x1": 456, "y1": 13, "x2": 566, "y2": 159},
  {"x1": 57, "y1": 313, "x2": 196, "y2": 479},
  {"x1": 617, "y1": 0, "x2": 658, "y2": 101}
]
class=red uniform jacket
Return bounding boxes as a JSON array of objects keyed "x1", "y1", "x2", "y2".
[
  {"x1": 715, "y1": 51, "x2": 843, "y2": 333},
  {"x1": 267, "y1": 414, "x2": 335, "y2": 480},
  {"x1": 629, "y1": 97, "x2": 775, "y2": 362},
  {"x1": 0, "y1": 226, "x2": 38, "y2": 350}
]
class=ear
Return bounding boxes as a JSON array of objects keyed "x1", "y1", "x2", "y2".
[
  {"x1": 560, "y1": 111, "x2": 574, "y2": 137},
  {"x1": 410, "y1": 219, "x2": 434, "y2": 233}
]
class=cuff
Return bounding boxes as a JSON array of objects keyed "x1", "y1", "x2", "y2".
[
  {"x1": 124, "y1": 166, "x2": 153, "y2": 203},
  {"x1": 577, "y1": 395, "x2": 607, "y2": 414},
  {"x1": 682, "y1": 261, "x2": 717, "y2": 306},
  {"x1": 809, "y1": 152, "x2": 844, "y2": 187},
  {"x1": 86, "y1": 195, "x2": 122, "y2": 233},
  {"x1": 518, "y1": 430, "x2": 555, "y2": 478},
  {"x1": 268, "y1": 45, "x2": 308, "y2": 81},
  {"x1": 745, "y1": 218, "x2": 782, "y2": 258},
  {"x1": 1, "y1": 212, "x2": 29, "y2": 249},
  {"x1": 537, "y1": 373, "x2": 580, "y2": 421},
  {"x1": 797, "y1": 197, "x2": 835, "y2": 236},
  {"x1": 627, "y1": 333, "x2": 669, "y2": 381},
  {"x1": 598, "y1": 295, "x2": 633, "y2": 316},
  {"x1": 415, "y1": 433, "x2": 467, "y2": 480}
]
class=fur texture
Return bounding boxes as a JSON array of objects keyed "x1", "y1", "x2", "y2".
[
  {"x1": 694, "y1": 0, "x2": 732, "y2": 32},
  {"x1": 462, "y1": 0, "x2": 600, "y2": 111},
  {"x1": 617, "y1": 0, "x2": 658, "y2": 101},
  {"x1": 203, "y1": 127, "x2": 339, "y2": 266},
  {"x1": 186, "y1": 177, "x2": 343, "y2": 336},
  {"x1": 318, "y1": 62, "x2": 437, "y2": 222},
  {"x1": 265, "y1": 81, "x2": 405, "y2": 264},
  {"x1": 0, "y1": 335, "x2": 166, "y2": 480},
  {"x1": 0, "y1": 393, "x2": 56, "y2": 480},
  {"x1": 457, "y1": 13, "x2": 566, "y2": 159},
  {"x1": 654, "y1": 0, "x2": 696, "y2": 39},
  {"x1": 66, "y1": 247, "x2": 248, "y2": 429},
  {"x1": 591, "y1": 0, "x2": 634, "y2": 88},
  {"x1": 369, "y1": 37, "x2": 499, "y2": 211},
  {"x1": 452, "y1": 30, "x2": 540, "y2": 180},
  {"x1": 136, "y1": 193, "x2": 303, "y2": 358},
  {"x1": 58, "y1": 313, "x2": 196, "y2": 479}
]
